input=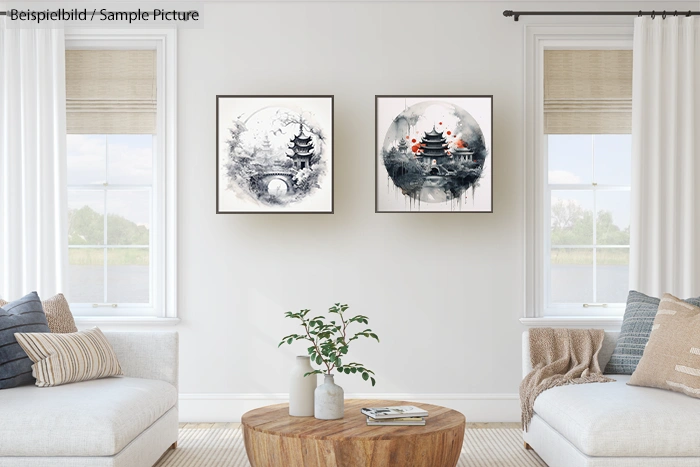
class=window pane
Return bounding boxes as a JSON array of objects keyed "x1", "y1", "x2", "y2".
[
  {"x1": 594, "y1": 135, "x2": 631, "y2": 185},
  {"x1": 596, "y1": 191, "x2": 630, "y2": 245},
  {"x1": 551, "y1": 248, "x2": 593, "y2": 303},
  {"x1": 597, "y1": 248, "x2": 630, "y2": 303},
  {"x1": 107, "y1": 248, "x2": 149, "y2": 304},
  {"x1": 67, "y1": 135, "x2": 106, "y2": 185},
  {"x1": 68, "y1": 191, "x2": 104, "y2": 245},
  {"x1": 551, "y1": 190, "x2": 594, "y2": 245},
  {"x1": 106, "y1": 191, "x2": 150, "y2": 245},
  {"x1": 548, "y1": 135, "x2": 592, "y2": 184},
  {"x1": 68, "y1": 248, "x2": 104, "y2": 303},
  {"x1": 107, "y1": 135, "x2": 153, "y2": 185}
]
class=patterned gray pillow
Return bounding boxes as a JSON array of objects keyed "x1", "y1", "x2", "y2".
[
  {"x1": 605, "y1": 291, "x2": 700, "y2": 374},
  {"x1": 0, "y1": 292, "x2": 50, "y2": 389}
]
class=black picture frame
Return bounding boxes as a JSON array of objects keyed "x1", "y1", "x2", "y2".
[
  {"x1": 375, "y1": 95, "x2": 494, "y2": 213},
  {"x1": 216, "y1": 95, "x2": 334, "y2": 214}
]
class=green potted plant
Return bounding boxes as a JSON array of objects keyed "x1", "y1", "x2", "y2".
[{"x1": 279, "y1": 303, "x2": 380, "y2": 420}]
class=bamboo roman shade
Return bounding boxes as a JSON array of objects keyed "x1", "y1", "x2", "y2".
[
  {"x1": 66, "y1": 50, "x2": 156, "y2": 134},
  {"x1": 544, "y1": 50, "x2": 632, "y2": 134}
]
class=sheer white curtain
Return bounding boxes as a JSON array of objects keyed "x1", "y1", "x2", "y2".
[
  {"x1": 0, "y1": 20, "x2": 68, "y2": 300},
  {"x1": 630, "y1": 17, "x2": 700, "y2": 297}
]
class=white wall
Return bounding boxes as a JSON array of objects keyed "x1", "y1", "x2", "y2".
[{"x1": 104, "y1": 0, "x2": 697, "y2": 422}]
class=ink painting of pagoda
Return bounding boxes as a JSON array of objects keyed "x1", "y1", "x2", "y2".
[
  {"x1": 216, "y1": 96, "x2": 333, "y2": 213},
  {"x1": 375, "y1": 96, "x2": 492, "y2": 213}
]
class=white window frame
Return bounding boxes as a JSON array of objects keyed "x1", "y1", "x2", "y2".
[
  {"x1": 522, "y1": 25, "x2": 632, "y2": 328},
  {"x1": 65, "y1": 29, "x2": 178, "y2": 324}
]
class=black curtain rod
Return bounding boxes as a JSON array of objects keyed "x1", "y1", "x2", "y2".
[
  {"x1": 504, "y1": 10, "x2": 700, "y2": 22},
  {"x1": 2, "y1": 9, "x2": 699, "y2": 20}
]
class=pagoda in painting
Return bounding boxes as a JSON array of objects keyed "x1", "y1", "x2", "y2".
[
  {"x1": 397, "y1": 136, "x2": 409, "y2": 154},
  {"x1": 258, "y1": 134, "x2": 273, "y2": 157},
  {"x1": 287, "y1": 122, "x2": 314, "y2": 170},
  {"x1": 452, "y1": 145, "x2": 474, "y2": 162},
  {"x1": 417, "y1": 126, "x2": 450, "y2": 168}
]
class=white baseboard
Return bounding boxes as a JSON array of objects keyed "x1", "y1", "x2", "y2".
[{"x1": 178, "y1": 393, "x2": 520, "y2": 423}]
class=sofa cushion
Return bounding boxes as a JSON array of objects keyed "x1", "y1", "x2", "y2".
[
  {"x1": 40, "y1": 293, "x2": 78, "y2": 333},
  {"x1": 0, "y1": 376, "x2": 177, "y2": 456},
  {"x1": 0, "y1": 293, "x2": 78, "y2": 333},
  {"x1": 629, "y1": 294, "x2": 700, "y2": 399},
  {"x1": 16, "y1": 327, "x2": 123, "y2": 387},
  {"x1": 0, "y1": 292, "x2": 51, "y2": 389},
  {"x1": 533, "y1": 374, "x2": 700, "y2": 457},
  {"x1": 605, "y1": 290, "x2": 700, "y2": 375}
]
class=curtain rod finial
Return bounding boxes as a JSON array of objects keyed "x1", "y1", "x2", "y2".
[{"x1": 503, "y1": 10, "x2": 520, "y2": 21}]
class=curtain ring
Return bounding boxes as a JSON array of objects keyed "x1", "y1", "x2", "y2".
[
  {"x1": 638, "y1": 10, "x2": 642, "y2": 17},
  {"x1": 674, "y1": 10, "x2": 678, "y2": 17},
  {"x1": 662, "y1": 11, "x2": 666, "y2": 19},
  {"x1": 651, "y1": 11, "x2": 655, "y2": 19},
  {"x1": 687, "y1": 11, "x2": 692, "y2": 17}
]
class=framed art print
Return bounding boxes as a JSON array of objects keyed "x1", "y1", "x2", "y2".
[
  {"x1": 216, "y1": 95, "x2": 334, "y2": 213},
  {"x1": 375, "y1": 95, "x2": 493, "y2": 213}
]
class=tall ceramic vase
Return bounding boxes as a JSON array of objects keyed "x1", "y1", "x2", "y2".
[
  {"x1": 314, "y1": 374, "x2": 344, "y2": 420},
  {"x1": 289, "y1": 356, "x2": 317, "y2": 417}
]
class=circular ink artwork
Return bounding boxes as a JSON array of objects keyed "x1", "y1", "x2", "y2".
[
  {"x1": 378, "y1": 98, "x2": 491, "y2": 211},
  {"x1": 217, "y1": 97, "x2": 333, "y2": 213}
]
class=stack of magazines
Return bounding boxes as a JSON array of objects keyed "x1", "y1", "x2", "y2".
[{"x1": 361, "y1": 405, "x2": 428, "y2": 426}]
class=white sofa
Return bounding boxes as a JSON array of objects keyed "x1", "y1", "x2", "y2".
[
  {"x1": 0, "y1": 331, "x2": 179, "y2": 467},
  {"x1": 523, "y1": 331, "x2": 700, "y2": 467}
]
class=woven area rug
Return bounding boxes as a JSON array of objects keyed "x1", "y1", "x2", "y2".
[{"x1": 155, "y1": 425, "x2": 546, "y2": 467}]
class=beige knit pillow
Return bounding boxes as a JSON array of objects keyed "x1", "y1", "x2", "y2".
[
  {"x1": 14, "y1": 327, "x2": 123, "y2": 387},
  {"x1": 41, "y1": 294, "x2": 78, "y2": 333},
  {"x1": 0, "y1": 293, "x2": 77, "y2": 333},
  {"x1": 629, "y1": 293, "x2": 700, "y2": 398}
]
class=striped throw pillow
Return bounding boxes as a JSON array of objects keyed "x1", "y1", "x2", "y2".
[
  {"x1": 0, "y1": 292, "x2": 51, "y2": 389},
  {"x1": 14, "y1": 327, "x2": 123, "y2": 387},
  {"x1": 0, "y1": 293, "x2": 77, "y2": 334},
  {"x1": 629, "y1": 294, "x2": 700, "y2": 399}
]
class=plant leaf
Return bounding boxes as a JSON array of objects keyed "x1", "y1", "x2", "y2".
[{"x1": 362, "y1": 372, "x2": 369, "y2": 381}]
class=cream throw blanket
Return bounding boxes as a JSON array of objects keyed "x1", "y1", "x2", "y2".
[{"x1": 520, "y1": 328, "x2": 614, "y2": 430}]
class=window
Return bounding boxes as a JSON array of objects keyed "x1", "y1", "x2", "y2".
[
  {"x1": 542, "y1": 49, "x2": 632, "y2": 316},
  {"x1": 547, "y1": 134, "x2": 631, "y2": 311},
  {"x1": 523, "y1": 26, "x2": 634, "y2": 320},
  {"x1": 65, "y1": 30, "x2": 177, "y2": 319},
  {"x1": 67, "y1": 134, "x2": 154, "y2": 310}
]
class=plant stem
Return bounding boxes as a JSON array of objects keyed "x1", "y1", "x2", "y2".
[
  {"x1": 329, "y1": 308, "x2": 349, "y2": 374},
  {"x1": 303, "y1": 320, "x2": 331, "y2": 374}
]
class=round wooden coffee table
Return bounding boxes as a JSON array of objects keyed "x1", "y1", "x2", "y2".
[{"x1": 241, "y1": 399, "x2": 465, "y2": 467}]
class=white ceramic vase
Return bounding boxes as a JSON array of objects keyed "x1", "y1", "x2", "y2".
[
  {"x1": 289, "y1": 356, "x2": 317, "y2": 417},
  {"x1": 314, "y1": 374, "x2": 344, "y2": 420}
]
